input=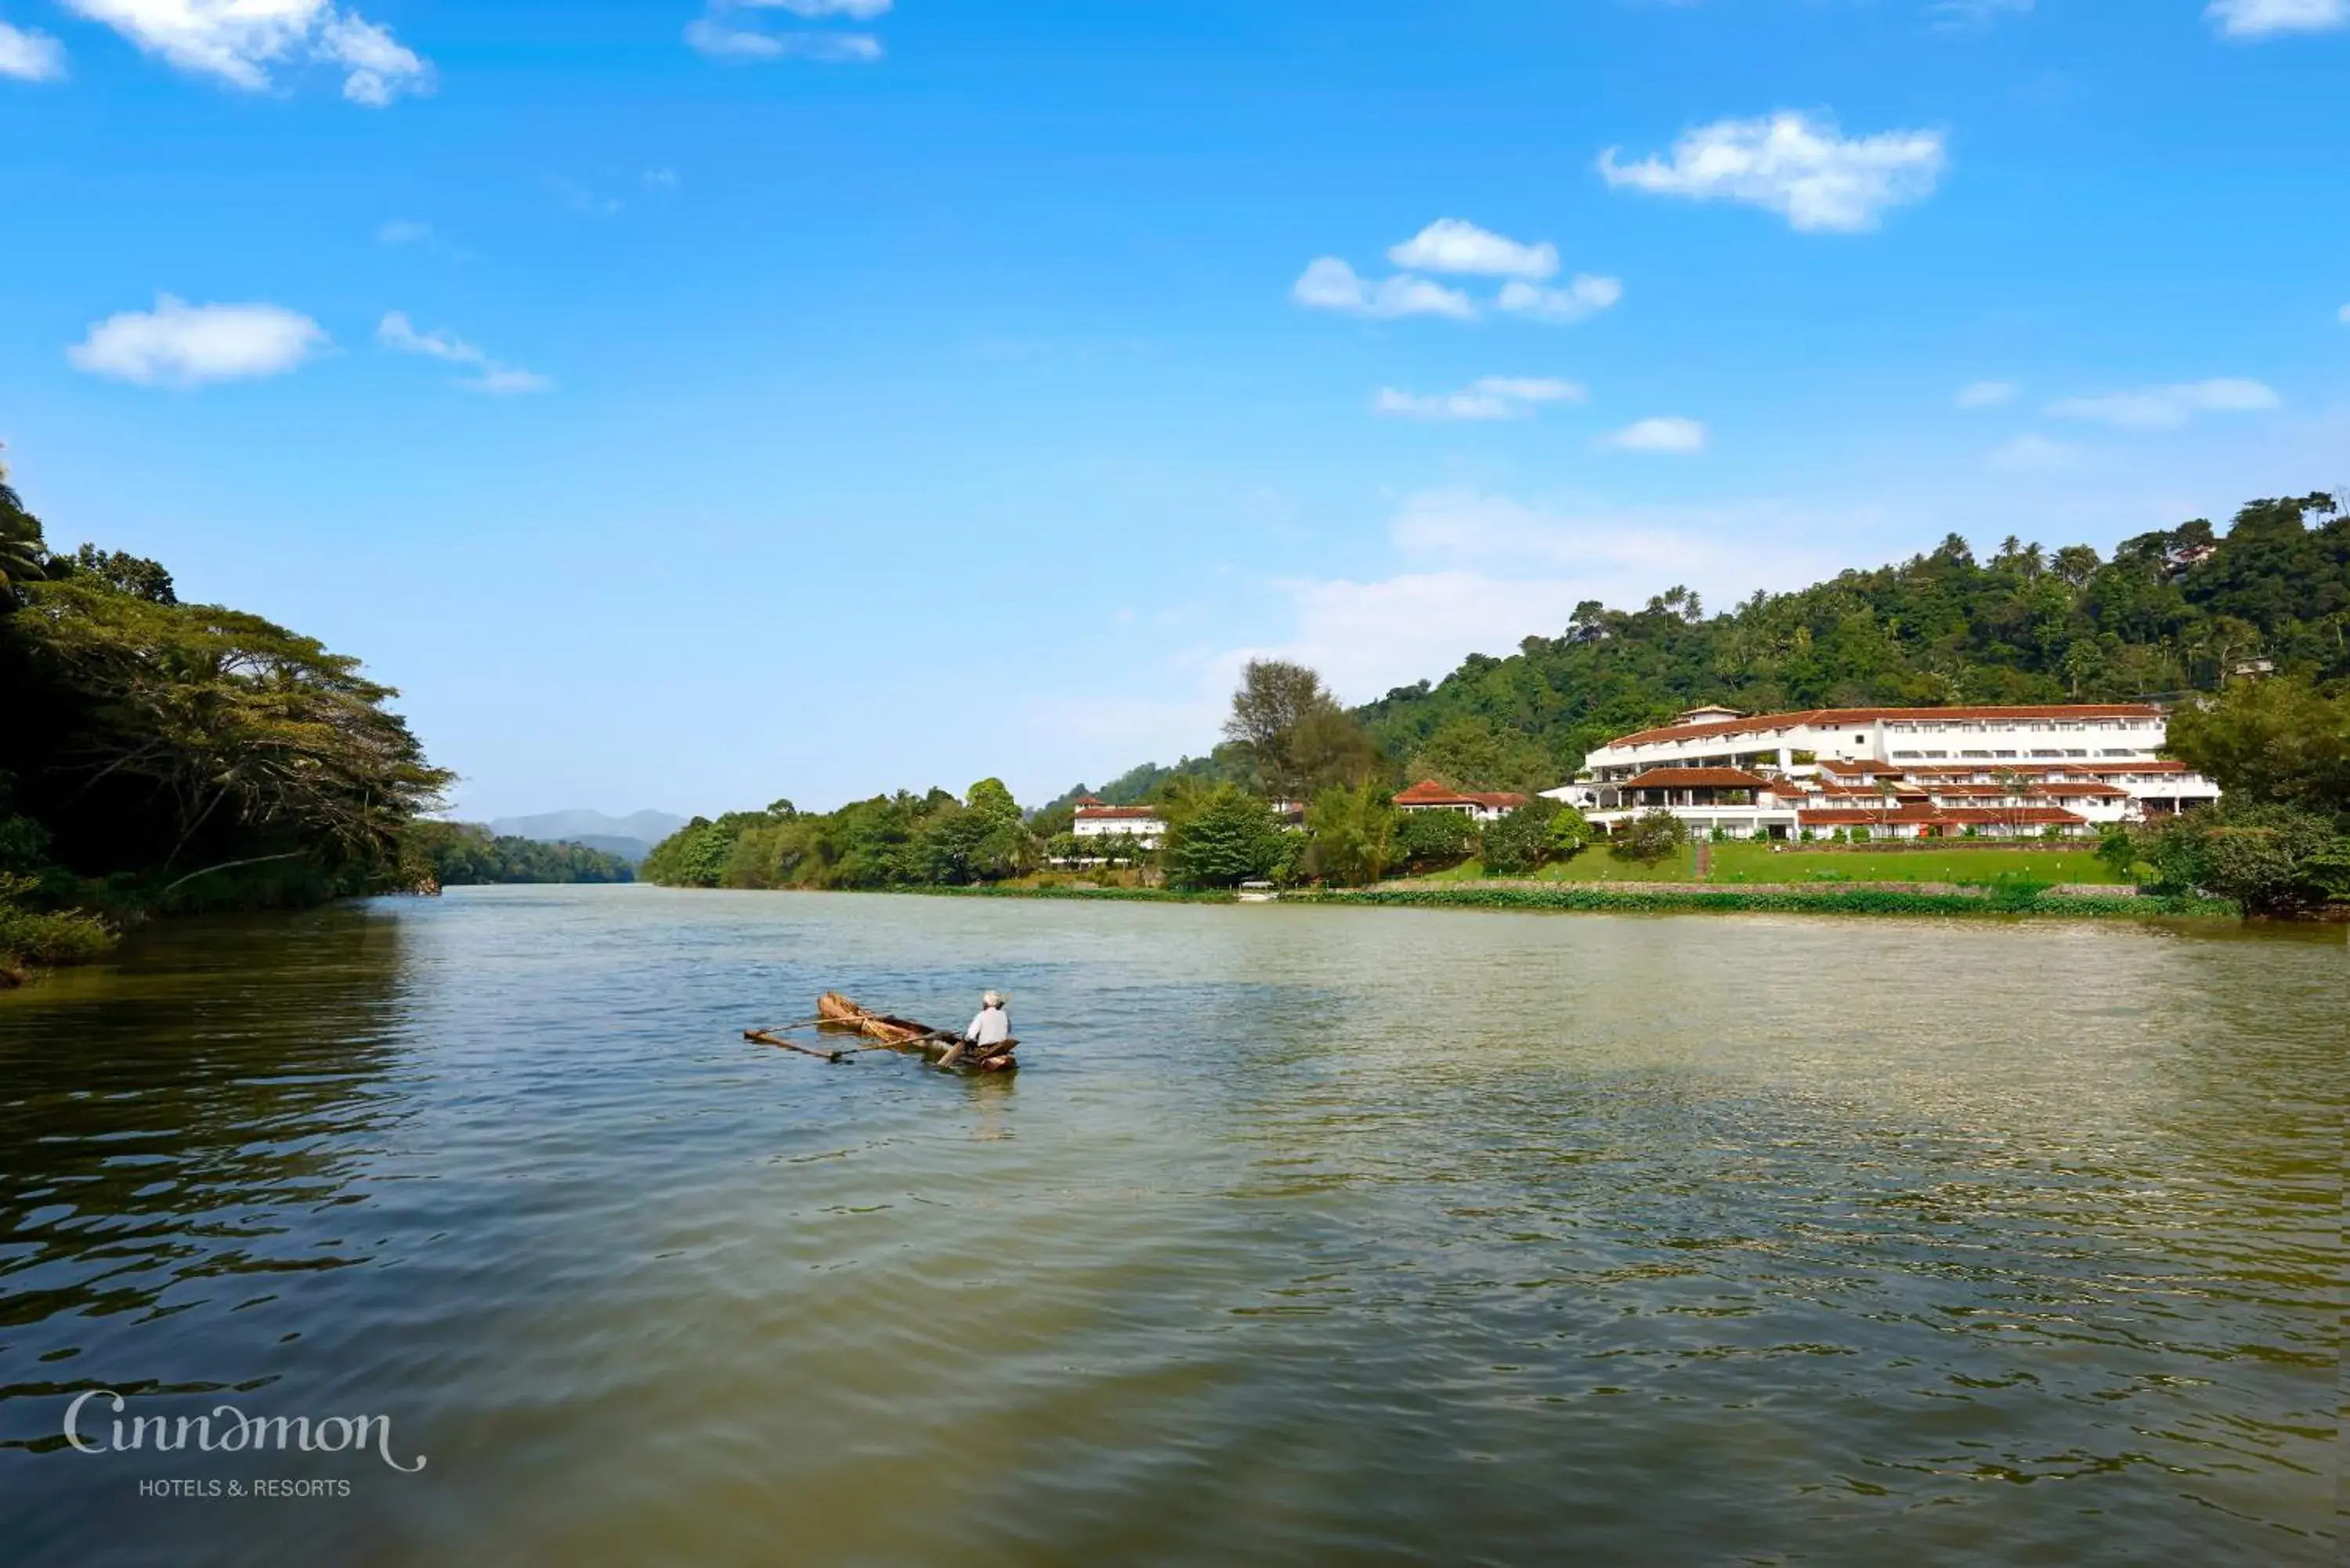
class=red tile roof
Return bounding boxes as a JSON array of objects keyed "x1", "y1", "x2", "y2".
[
  {"x1": 1393, "y1": 780, "x2": 1528, "y2": 811},
  {"x1": 1601, "y1": 704, "x2": 2161, "y2": 750}
]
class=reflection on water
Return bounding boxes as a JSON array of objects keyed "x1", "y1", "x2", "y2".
[{"x1": 0, "y1": 888, "x2": 2338, "y2": 1566}]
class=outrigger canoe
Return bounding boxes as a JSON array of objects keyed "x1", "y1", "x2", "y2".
[{"x1": 815, "y1": 991, "x2": 1020, "y2": 1071}]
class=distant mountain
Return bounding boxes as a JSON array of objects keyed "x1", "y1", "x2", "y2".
[{"x1": 487, "y1": 810, "x2": 689, "y2": 865}]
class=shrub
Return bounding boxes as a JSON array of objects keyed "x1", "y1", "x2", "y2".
[
  {"x1": 2128, "y1": 802, "x2": 2349, "y2": 916},
  {"x1": 1546, "y1": 804, "x2": 1593, "y2": 858},
  {"x1": 1395, "y1": 808, "x2": 1479, "y2": 871},
  {"x1": 1611, "y1": 810, "x2": 1687, "y2": 865},
  {"x1": 1480, "y1": 799, "x2": 1563, "y2": 876},
  {"x1": 0, "y1": 874, "x2": 115, "y2": 972}
]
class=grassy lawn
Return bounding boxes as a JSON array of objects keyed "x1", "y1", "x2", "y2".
[
  {"x1": 1707, "y1": 843, "x2": 2124, "y2": 885},
  {"x1": 1403, "y1": 848, "x2": 1701, "y2": 884}
]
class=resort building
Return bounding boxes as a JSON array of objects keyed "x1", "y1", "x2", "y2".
[
  {"x1": 1544, "y1": 704, "x2": 2220, "y2": 841},
  {"x1": 1392, "y1": 780, "x2": 1530, "y2": 825}
]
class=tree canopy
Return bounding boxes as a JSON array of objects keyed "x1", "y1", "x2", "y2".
[{"x1": 0, "y1": 468, "x2": 450, "y2": 912}]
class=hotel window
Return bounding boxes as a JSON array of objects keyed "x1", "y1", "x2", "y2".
[
  {"x1": 1962, "y1": 750, "x2": 1990, "y2": 758},
  {"x1": 1995, "y1": 750, "x2": 2017, "y2": 757}
]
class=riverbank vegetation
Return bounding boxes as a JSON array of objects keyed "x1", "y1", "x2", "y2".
[
  {"x1": 1292, "y1": 885, "x2": 2238, "y2": 919},
  {"x1": 410, "y1": 823, "x2": 635, "y2": 887},
  {"x1": 0, "y1": 461, "x2": 451, "y2": 982},
  {"x1": 646, "y1": 491, "x2": 2347, "y2": 922}
]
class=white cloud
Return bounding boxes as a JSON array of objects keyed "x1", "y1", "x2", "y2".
[
  {"x1": 1386, "y1": 219, "x2": 1559, "y2": 279},
  {"x1": 1248, "y1": 571, "x2": 1608, "y2": 703},
  {"x1": 376, "y1": 218, "x2": 432, "y2": 245},
  {"x1": 0, "y1": 20, "x2": 67, "y2": 80},
  {"x1": 1599, "y1": 112, "x2": 1947, "y2": 233},
  {"x1": 1220, "y1": 491, "x2": 1853, "y2": 703},
  {"x1": 2337, "y1": 303, "x2": 2349, "y2": 323},
  {"x1": 1930, "y1": 0, "x2": 2034, "y2": 24},
  {"x1": 685, "y1": 0, "x2": 886, "y2": 60},
  {"x1": 549, "y1": 176, "x2": 623, "y2": 217},
  {"x1": 69, "y1": 295, "x2": 325, "y2": 386},
  {"x1": 2045, "y1": 378, "x2": 2280, "y2": 428},
  {"x1": 468, "y1": 365, "x2": 554, "y2": 396},
  {"x1": 1986, "y1": 433, "x2": 2084, "y2": 472},
  {"x1": 316, "y1": 11, "x2": 426, "y2": 105},
  {"x1": 378, "y1": 312, "x2": 551, "y2": 396},
  {"x1": 1291, "y1": 257, "x2": 1476, "y2": 320},
  {"x1": 1599, "y1": 416, "x2": 1707, "y2": 453},
  {"x1": 642, "y1": 168, "x2": 680, "y2": 190},
  {"x1": 1390, "y1": 490, "x2": 1725, "y2": 574},
  {"x1": 1375, "y1": 376, "x2": 1585, "y2": 421},
  {"x1": 739, "y1": 0, "x2": 892, "y2": 14},
  {"x1": 1495, "y1": 275, "x2": 1623, "y2": 323},
  {"x1": 65, "y1": 0, "x2": 432, "y2": 103},
  {"x1": 1954, "y1": 379, "x2": 2017, "y2": 408},
  {"x1": 2206, "y1": 0, "x2": 2346, "y2": 38}
]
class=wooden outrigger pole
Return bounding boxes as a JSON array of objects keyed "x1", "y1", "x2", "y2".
[{"x1": 742, "y1": 1028, "x2": 851, "y2": 1062}]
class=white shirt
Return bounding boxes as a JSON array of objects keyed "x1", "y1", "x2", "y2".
[{"x1": 965, "y1": 1006, "x2": 1010, "y2": 1046}]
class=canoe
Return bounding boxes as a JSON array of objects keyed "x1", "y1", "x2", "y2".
[{"x1": 815, "y1": 991, "x2": 1019, "y2": 1071}]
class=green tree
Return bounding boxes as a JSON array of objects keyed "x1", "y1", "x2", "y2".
[
  {"x1": 1546, "y1": 803, "x2": 1593, "y2": 858},
  {"x1": 1222, "y1": 659, "x2": 1377, "y2": 799},
  {"x1": 1405, "y1": 715, "x2": 1555, "y2": 793},
  {"x1": 1162, "y1": 784, "x2": 1282, "y2": 888},
  {"x1": 1303, "y1": 782, "x2": 1395, "y2": 886},
  {"x1": 1612, "y1": 810, "x2": 1688, "y2": 865},
  {"x1": 1480, "y1": 798, "x2": 1561, "y2": 876},
  {"x1": 641, "y1": 816, "x2": 739, "y2": 887},
  {"x1": 2130, "y1": 802, "x2": 2349, "y2": 916},
  {"x1": 2, "y1": 576, "x2": 451, "y2": 899},
  {"x1": 1394, "y1": 807, "x2": 1477, "y2": 871},
  {"x1": 0, "y1": 452, "x2": 50, "y2": 612},
  {"x1": 2164, "y1": 676, "x2": 2349, "y2": 822}
]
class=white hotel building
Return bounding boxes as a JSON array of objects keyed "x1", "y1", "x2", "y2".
[{"x1": 1545, "y1": 704, "x2": 2221, "y2": 841}]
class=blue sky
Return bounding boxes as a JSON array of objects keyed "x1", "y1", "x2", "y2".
[{"x1": 3, "y1": 1, "x2": 2345, "y2": 819}]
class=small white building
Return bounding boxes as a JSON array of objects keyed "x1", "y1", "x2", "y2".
[{"x1": 1072, "y1": 798, "x2": 1167, "y2": 848}]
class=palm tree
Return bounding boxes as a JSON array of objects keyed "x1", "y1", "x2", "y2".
[{"x1": 0, "y1": 451, "x2": 49, "y2": 610}]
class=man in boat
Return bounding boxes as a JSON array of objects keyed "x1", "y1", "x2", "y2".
[{"x1": 939, "y1": 991, "x2": 1010, "y2": 1069}]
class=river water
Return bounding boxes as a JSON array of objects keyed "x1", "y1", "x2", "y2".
[{"x1": 0, "y1": 887, "x2": 2338, "y2": 1566}]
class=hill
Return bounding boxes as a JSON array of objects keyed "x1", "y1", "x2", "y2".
[
  {"x1": 487, "y1": 810, "x2": 688, "y2": 864},
  {"x1": 1055, "y1": 493, "x2": 2348, "y2": 799}
]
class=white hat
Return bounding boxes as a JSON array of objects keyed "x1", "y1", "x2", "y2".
[{"x1": 982, "y1": 991, "x2": 1004, "y2": 1008}]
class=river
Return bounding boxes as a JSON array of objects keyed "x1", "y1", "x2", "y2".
[{"x1": 0, "y1": 887, "x2": 2339, "y2": 1566}]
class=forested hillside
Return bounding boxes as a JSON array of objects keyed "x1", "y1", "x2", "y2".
[{"x1": 1350, "y1": 494, "x2": 2347, "y2": 792}]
